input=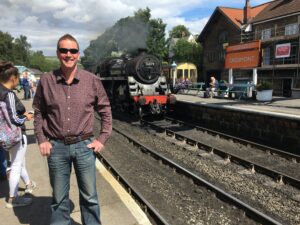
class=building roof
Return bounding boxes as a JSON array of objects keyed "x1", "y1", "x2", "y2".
[
  {"x1": 198, "y1": 3, "x2": 269, "y2": 42},
  {"x1": 252, "y1": 0, "x2": 300, "y2": 23},
  {"x1": 219, "y1": 3, "x2": 269, "y2": 28}
]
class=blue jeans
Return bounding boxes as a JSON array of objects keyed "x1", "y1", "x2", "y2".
[
  {"x1": 23, "y1": 86, "x2": 31, "y2": 99},
  {"x1": 0, "y1": 146, "x2": 7, "y2": 178},
  {"x1": 48, "y1": 138, "x2": 100, "y2": 225}
]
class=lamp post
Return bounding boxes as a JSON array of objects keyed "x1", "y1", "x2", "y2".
[{"x1": 171, "y1": 61, "x2": 177, "y2": 87}]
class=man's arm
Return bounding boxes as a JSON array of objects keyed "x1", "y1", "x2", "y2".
[
  {"x1": 94, "y1": 78, "x2": 112, "y2": 145},
  {"x1": 87, "y1": 77, "x2": 112, "y2": 153},
  {"x1": 32, "y1": 81, "x2": 48, "y2": 144}
]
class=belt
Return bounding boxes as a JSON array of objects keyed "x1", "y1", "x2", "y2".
[{"x1": 51, "y1": 132, "x2": 94, "y2": 145}]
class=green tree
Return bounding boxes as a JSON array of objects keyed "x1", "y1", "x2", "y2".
[
  {"x1": 173, "y1": 39, "x2": 202, "y2": 69},
  {"x1": 169, "y1": 25, "x2": 191, "y2": 38},
  {"x1": 13, "y1": 35, "x2": 31, "y2": 65},
  {"x1": 147, "y1": 18, "x2": 168, "y2": 59},
  {"x1": 29, "y1": 51, "x2": 46, "y2": 70},
  {"x1": 0, "y1": 31, "x2": 15, "y2": 61}
]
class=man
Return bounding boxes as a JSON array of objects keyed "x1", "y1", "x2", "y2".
[
  {"x1": 33, "y1": 34, "x2": 112, "y2": 225},
  {"x1": 22, "y1": 71, "x2": 31, "y2": 100}
]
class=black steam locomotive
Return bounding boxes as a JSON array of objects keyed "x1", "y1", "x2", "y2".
[{"x1": 97, "y1": 52, "x2": 176, "y2": 117}]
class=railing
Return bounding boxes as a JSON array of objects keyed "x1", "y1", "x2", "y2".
[{"x1": 218, "y1": 83, "x2": 255, "y2": 100}]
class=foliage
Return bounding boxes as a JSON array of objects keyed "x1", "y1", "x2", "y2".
[
  {"x1": 172, "y1": 39, "x2": 202, "y2": 69},
  {"x1": 0, "y1": 31, "x2": 15, "y2": 61},
  {"x1": 169, "y1": 25, "x2": 191, "y2": 38},
  {"x1": 82, "y1": 8, "x2": 168, "y2": 71},
  {"x1": 0, "y1": 31, "x2": 59, "y2": 72},
  {"x1": 256, "y1": 81, "x2": 273, "y2": 91},
  {"x1": 13, "y1": 35, "x2": 31, "y2": 65},
  {"x1": 146, "y1": 18, "x2": 168, "y2": 59}
]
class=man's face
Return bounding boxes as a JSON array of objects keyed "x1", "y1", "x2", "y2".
[{"x1": 57, "y1": 39, "x2": 80, "y2": 70}]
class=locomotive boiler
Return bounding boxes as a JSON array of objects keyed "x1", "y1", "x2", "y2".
[{"x1": 97, "y1": 52, "x2": 176, "y2": 117}]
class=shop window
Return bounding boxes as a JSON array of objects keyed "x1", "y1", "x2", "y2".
[
  {"x1": 285, "y1": 23, "x2": 299, "y2": 36},
  {"x1": 261, "y1": 28, "x2": 271, "y2": 40}
]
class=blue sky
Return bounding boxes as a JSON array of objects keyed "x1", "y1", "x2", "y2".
[
  {"x1": 181, "y1": 0, "x2": 267, "y2": 20},
  {"x1": 0, "y1": 0, "x2": 268, "y2": 56}
]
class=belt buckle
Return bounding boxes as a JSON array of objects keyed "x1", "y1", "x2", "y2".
[{"x1": 64, "y1": 136, "x2": 75, "y2": 145}]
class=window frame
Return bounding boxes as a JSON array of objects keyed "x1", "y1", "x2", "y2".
[
  {"x1": 285, "y1": 23, "x2": 299, "y2": 36},
  {"x1": 261, "y1": 28, "x2": 272, "y2": 40}
]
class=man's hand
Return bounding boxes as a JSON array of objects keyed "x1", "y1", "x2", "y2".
[
  {"x1": 87, "y1": 140, "x2": 104, "y2": 153},
  {"x1": 39, "y1": 141, "x2": 52, "y2": 157}
]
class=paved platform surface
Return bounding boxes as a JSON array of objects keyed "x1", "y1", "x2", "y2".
[
  {"x1": 175, "y1": 93, "x2": 300, "y2": 120},
  {"x1": 0, "y1": 93, "x2": 151, "y2": 225}
]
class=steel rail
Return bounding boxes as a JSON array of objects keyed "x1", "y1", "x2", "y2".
[
  {"x1": 113, "y1": 127, "x2": 282, "y2": 225},
  {"x1": 164, "y1": 116, "x2": 300, "y2": 162},
  {"x1": 141, "y1": 119, "x2": 300, "y2": 189},
  {"x1": 96, "y1": 154, "x2": 171, "y2": 225}
]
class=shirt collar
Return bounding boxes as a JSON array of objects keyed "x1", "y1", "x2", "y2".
[{"x1": 55, "y1": 68, "x2": 81, "y2": 84}]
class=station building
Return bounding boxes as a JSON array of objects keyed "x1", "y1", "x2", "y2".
[
  {"x1": 198, "y1": 0, "x2": 300, "y2": 97},
  {"x1": 197, "y1": 1, "x2": 268, "y2": 83}
]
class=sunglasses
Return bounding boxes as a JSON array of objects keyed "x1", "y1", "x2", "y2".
[{"x1": 58, "y1": 48, "x2": 79, "y2": 54}]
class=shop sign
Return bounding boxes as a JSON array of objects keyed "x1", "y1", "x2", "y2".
[
  {"x1": 275, "y1": 43, "x2": 291, "y2": 58},
  {"x1": 225, "y1": 41, "x2": 261, "y2": 69}
]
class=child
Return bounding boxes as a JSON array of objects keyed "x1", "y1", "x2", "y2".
[{"x1": 0, "y1": 61, "x2": 36, "y2": 208}]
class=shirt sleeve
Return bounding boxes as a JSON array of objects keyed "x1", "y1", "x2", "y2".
[
  {"x1": 94, "y1": 77, "x2": 112, "y2": 145},
  {"x1": 32, "y1": 80, "x2": 48, "y2": 144},
  {"x1": 4, "y1": 92, "x2": 26, "y2": 127}
]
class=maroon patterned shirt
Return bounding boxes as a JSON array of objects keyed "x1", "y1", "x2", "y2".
[{"x1": 33, "y1": 68, "x2": 112, "y2": 145}]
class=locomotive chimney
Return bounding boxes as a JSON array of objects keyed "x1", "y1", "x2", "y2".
[
  {"x1": 138, "y1": 48, "x2": 148, "y2": 55},
  {"x1": 243, "y1": 0, "x2": 251, "y2": 24}
]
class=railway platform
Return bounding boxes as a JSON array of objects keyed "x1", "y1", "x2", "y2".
[
  {"x1": 0, "y1": 94, "x2": 151, "y2": 225},
  {"x1": 174, "y1": 94, "x2": 300, "y2": 119},
  {"x1": 173, "y1": 94, "x2": 300, "y2": 154}
]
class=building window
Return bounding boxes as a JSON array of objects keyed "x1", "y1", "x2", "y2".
[
  {"x1": 285, "y1": 23, "x2": 299, "y2": 36},
  {"x1": 263, "y1": 47, "x2": 270, "y2": 65},
  {"x1": 177, "y1": 69, "x2": 183, "y2": 79},
  {"x1": 184, "y1": 69, "x2": 189, "y2": 78},
  {"x1": 218, "y1": 31, "x2": 228, "y2": 44},
  {"x1": 261, "y1": 28, "x2": 272, "y2": 40}
]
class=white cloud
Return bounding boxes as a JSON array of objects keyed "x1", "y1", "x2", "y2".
[{"x1": 0, "y1": 0, "x2": 268, "y2": 56}]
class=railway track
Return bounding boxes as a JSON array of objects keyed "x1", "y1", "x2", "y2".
[
  {"x1": 96, "y1": 154, "x2": 170, "y2": 225},
  {"x1": 140, "y1": 117, "x2": 300, "y2": 190},
  {"x1": 104, "y1": 126, "x2": 282, "y2": 225}
]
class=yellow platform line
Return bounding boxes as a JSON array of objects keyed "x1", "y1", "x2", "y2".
[{"x1": 95, "y1": 160, "x2": 152, "y2": 225}]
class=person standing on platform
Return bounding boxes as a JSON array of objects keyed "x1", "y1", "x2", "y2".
[
  {"x1": 33, "y1": 34, "x2": 112, "y2": 225},
  {"x1": 22, "y1": 71, "x2": 31, "y2": 100},
  {"x1": 0, "y1": 61, "x2": 36, "y2": 208}
]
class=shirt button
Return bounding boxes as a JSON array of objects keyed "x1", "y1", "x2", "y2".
[
  {"x1": 67, "y1": 118, "x2": 70, "y2": 121},
  {"x1": 68, "y1": 107, "x2": 70, "y2": 110},
  {"x1": 67, "y1": 96, "x2": 70, "y2": 99},
  {"x1": 67, "y1": 129, "x2": 70, "y2": 132}
]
